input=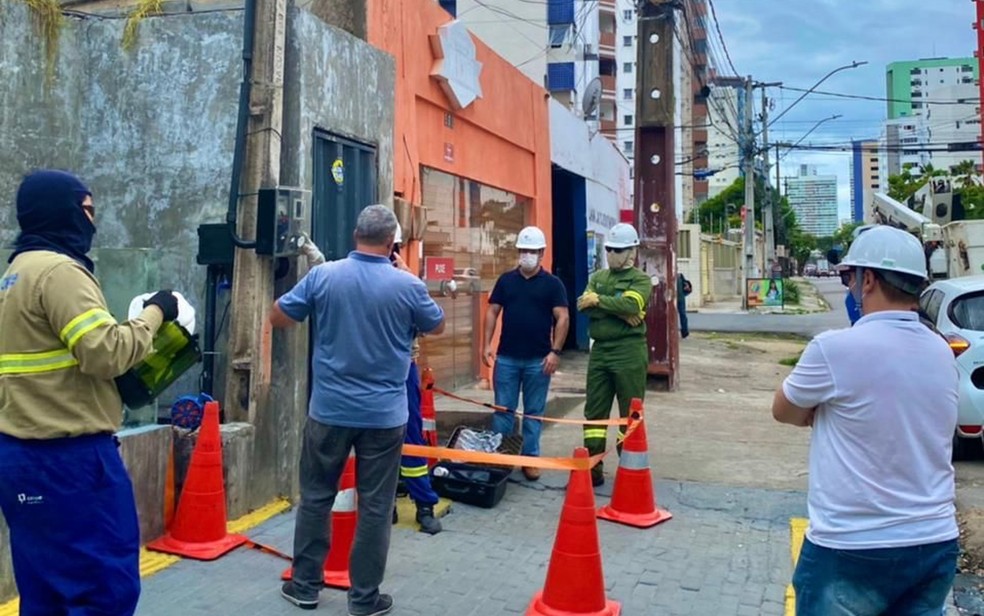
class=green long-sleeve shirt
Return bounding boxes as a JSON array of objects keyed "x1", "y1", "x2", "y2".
[{"x1": 582, "y1": 267, "x2": 652, "y2": 342}]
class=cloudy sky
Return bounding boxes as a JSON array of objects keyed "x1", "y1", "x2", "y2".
[{"x1": 713, "y1": 0, "x2": 976, "y2": 221}]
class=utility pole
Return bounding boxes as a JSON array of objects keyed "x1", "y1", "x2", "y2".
[
  {"x1": 224, "y1": 0, "x2": 288, "y2": 422},
  {"x1": 976, "y1": 1, "x2": 984, "y2": 160},
  {"x1": 634, "y1": 0, "x2": 678, "y2": 390},
  {"x1": 741, "y1": 75, "x2": 756, "y2": 307},
  {"x1": 761, "y1": 91, "x2": 775, "y2": 276}
]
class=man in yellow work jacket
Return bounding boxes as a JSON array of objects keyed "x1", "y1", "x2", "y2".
[
  {"x1": 577, "y1": 223, "x2": 651, "y2": 488},
  {"x1": 0, "y1": 170, "x2": 177, "y2": 616}
]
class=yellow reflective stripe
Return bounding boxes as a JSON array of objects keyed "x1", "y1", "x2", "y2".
[
  {"x1": 583, "y1": 428, "x2": 607, "y2": 440},
  {"x1": 401, "y1": 465, "x2": 429, "y2": 478},
  {"x1": 623, "y1": 290, "x2": 646, "y2": 313},
  {"x1": 0, "y1": 349, "x2": 79, "y2": 375},
  {"x1": 60, "y1": 309, "x2": 115, "y2": 351}
]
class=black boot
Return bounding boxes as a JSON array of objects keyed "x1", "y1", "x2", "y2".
[
  {"x1": 392, "y1": 503, "x2": 398, "y2": 525},
  {"x1": 415, "y1": 503, "x2": 442, "y2": 535}
]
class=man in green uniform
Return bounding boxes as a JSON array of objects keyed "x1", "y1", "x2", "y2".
[{"x1": 577, "y1": 223, "x2": 651, "y2": 487}]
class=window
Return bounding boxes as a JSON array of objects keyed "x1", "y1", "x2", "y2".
[
  {"x1": 623, "y1": 35, "x2": 633, "y2": 47},
  {"x1": 549, "y1": 24, "x2": 571, "y2": 48},
  {"x1": 624, "y1": 114, "x2": 633, "y2": 125},
  {"x1": 623, "y1": 62, "x2": 633, "y2": 73},
  {"x1": 624, "y1": 141, "x2": 633, "y2": 153},
  {"x1": 949, "y1": 291, "x2": 984, "y2": 331},
  {"x1": 623, "y1": 9, "x2": 633, "y2": 20},
  {"x1": 623, "y1": 88, "x2": 633, "y2": 100}
]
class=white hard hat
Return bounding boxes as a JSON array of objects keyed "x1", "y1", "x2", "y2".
[
  {"x1": 605, "y1": 223, "x2": 640, "y2": 249},
  {"x1": 516, "y1": 226, "x2": 547, "y2": 250},
  {"x1": 838, "y1": 225, "x2": 927, "y2": 281},
  {"x1": 394, "y1": 222, "x2": 403, "y2": 245},
  {"x1": 128, "y1": 291, "x2": 197, "y2": 333}
]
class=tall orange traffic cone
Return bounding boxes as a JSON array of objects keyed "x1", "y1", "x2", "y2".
[
  {"x1": 597, "y1": 399, "x2": 671, "y2": 529},
  {"x1": 420, "y1": 368, "x2": 439, "y2": 468},
  {"x1": 282, "y1": 456, "x2": 357, "y2": 589},
  {"x1": 147, "y1": 401, "x2": 247, "y2": 560},
  {"x1": 526, "y1": 448, "x2": 621, "y2": 616}
]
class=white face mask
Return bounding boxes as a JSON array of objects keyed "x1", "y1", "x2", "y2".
[
  {"x1": 519, "y1": 253, "x2": 540, "y2": 272},
  {"x1": 607, "y1": 248, "x2": 637, "y2": 270}
]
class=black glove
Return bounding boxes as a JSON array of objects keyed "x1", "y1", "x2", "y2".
[{"x1": 144, "y1": 290, "x2": 178, "y2": 322}]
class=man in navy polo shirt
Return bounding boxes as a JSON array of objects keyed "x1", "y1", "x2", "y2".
[{"x1": 482, "y1": 226, "x2": 569, "y2": 481}]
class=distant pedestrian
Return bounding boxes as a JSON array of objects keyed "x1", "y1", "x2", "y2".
[
  {"x1": 676, "y1": 272, "x2": 691, "y2": 338},
  {"x1": 483, "y1": 226, "x2": 569, "y2": 481},
  {"x1": 0, "y1": 170, "x2": 178, "y2": 615},
  {"x1": 773, "y1": 225, "x2": 958, "y2": 616},
  {"x1": 577, "y1": 223, "x2": 651, "y2": 488},
  {"x1": 271, "y1": 205, "x2": 445, "y2": 614}
]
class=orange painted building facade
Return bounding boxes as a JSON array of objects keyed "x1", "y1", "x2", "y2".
[{"x1": 368, "y1": 0, "x2": 553, "y2": 388}]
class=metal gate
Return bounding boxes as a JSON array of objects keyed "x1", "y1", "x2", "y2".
[{"x1": 311, "y1": 131, "x2": 378, "y2": 260}]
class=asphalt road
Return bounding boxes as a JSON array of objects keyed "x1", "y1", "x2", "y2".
[{"x1": 690, "y1": 278, "x2": 848, "y2": 338}]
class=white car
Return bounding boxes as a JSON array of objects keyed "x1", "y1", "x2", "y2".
[{"x1": 919, "y1": 276, "x2": 984, "y2": 460}]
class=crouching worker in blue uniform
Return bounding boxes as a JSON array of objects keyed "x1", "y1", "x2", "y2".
[{"x1": 0, "y1": 170, "x2": 178, "y2": 615}]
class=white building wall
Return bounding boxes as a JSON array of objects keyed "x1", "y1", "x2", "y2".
[
  {"x1": 549, "y1": 98, "x2": 630, "y2": 267},
  {"x1": 454, "y1": 0, "x2": 546, "y2": 86},
  {"x1": 925, "y1": 84, "x2": 980, "y2": 172},
  {"x1": 706, "y1": 86, "x2": 741, "y2": 198}
]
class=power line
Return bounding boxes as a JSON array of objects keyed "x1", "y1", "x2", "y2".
[
  {"x1": 706, "y1": 0, "x2": 739, "y2": 77},
  {"x1": 777, "y1": 85, "x2": 979, "y2": 105}
]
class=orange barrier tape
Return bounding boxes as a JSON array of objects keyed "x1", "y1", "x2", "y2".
[
  {"x1": 401, "y1": 415, "x2": 644, "y2": 471},
  {"x1": 430, "y1": 387, "x2": 630, "y2": 426}
]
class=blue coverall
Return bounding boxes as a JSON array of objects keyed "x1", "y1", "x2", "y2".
[{"x1": 400, "y1": 361, "x2": 439, "y2": 505}]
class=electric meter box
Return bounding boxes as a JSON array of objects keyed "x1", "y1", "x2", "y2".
[{"x1": 256, "y1": 187, "x2": 309, "y2": 257}]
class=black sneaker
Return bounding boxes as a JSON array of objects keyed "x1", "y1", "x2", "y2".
[
  {"x1": 280, "y1": 581, "x2": 319, "y2": 610},
  {"x1": 592, "y1": 474, "x2": 605, "y2": 488},
  {"x1": 415, "y1": 504, "x2": 443, "y2": 535},
  {"x1": 349, "y1": 593, "x2": 394, "y2": 616}
]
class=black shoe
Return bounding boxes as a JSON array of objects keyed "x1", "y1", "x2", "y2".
[
  {"x1": 592, "y1": 474, "x2": 605, "y2": 488},
  {"x1": 415, "y1": 503, "x2": 443, "y2": 535},
  {"x1": 280, "y1": 581, "x2": 318, "y2": 610},
  {"x1": 349, "y1": 593, "x2": 394, "y2": 616},
  {"x1": 392, "y1": 504, "x2": 398, "y2": 525}
]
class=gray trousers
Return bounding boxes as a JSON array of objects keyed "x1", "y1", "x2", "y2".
[{"x1": 292, "y1": 417, "x2": 406, "y2": 612}]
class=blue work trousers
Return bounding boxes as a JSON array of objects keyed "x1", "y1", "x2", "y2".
[
  {"x1": 400, "y1": 362, "x2": 438, "y2": 505},
  {"x1": 0, "y1": 433, "x2": 140, "y2": 616}
]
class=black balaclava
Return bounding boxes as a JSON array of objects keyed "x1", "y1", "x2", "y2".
[{"x1": 9, "y1": 170, "x2": 95, "y2": 272}]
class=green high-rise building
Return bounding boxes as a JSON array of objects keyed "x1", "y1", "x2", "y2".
[{"x1": 886, "y1": 57, "x2": 978, "y2": 119}]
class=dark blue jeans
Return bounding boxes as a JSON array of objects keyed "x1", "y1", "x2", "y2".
[
  {"x1": 793, "y1": 537, "x2": 958, "y2": 616},
  {"x1": 0, "y1": 433, "x2": 141, "y2": 616},
  {"x1": 491, "y1": 355, "x2": 551, "y2": 456}
]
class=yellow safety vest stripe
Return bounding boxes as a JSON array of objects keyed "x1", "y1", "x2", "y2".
[
  {"x1": 59, "y1": 308, "x2": 116, "y2": 351},
  {"x1": 0, "y1": 349, "x2": 79, "y2": 375},
  {"x1": 583, "y1": 428, "x2": 608, "y2": 440},
  {"x1": 623, "y1": 290, "x2": 646, "y2": 313},
  {"x1": 400, "y1": 465, "x2": 429, "y2": 478}
]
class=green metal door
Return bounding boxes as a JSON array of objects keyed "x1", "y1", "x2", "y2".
[{"x1": 311, "y1": 130, "x2": 378, "y2": 260}]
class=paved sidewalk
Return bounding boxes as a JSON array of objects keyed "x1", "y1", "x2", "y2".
[{"x1": 137, "y1": 474, "x2": 804, "y2": 615}]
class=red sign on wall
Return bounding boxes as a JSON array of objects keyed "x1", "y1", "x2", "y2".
[{"x1": 425, "y1": 257, "x2": 454, "y2": 281}]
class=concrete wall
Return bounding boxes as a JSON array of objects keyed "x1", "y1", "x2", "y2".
[{"x1": 0, "y1": 1, "x2": 394, "y2": 601}]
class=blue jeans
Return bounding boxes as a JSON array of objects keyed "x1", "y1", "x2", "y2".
[
  {"x1": 491, "y1": 355, "x2": 551, "y2": 456},
  {"x1": 793, "y1": 537, "x2": 958, "y2": 616}
]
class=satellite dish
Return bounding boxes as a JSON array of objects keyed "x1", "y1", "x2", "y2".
[{"x1": 582, "y1": 77, "x2": 602, "y2": 119}]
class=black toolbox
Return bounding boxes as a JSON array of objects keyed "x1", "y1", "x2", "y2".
[{"x1": 430, "y1": 426, "x2": 522, "y2": 508}]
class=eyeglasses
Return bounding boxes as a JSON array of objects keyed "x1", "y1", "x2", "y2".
[
  {"x1": 605, "y1": 247, "x2": 628, "y2": 254},
  {"x1": 839, "y1": 271, "x2": 852, "y2": 287}
]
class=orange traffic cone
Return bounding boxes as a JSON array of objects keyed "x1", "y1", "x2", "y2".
[
  {"x1": 147, "y1": 401, "x2": 247, "y2": 560},
  {"x1": 420, "y1": 368, "x2": 439, "y2": 467},
  {"x1": 526, "y1": 448, "x2": 621, "y2": 616},
  {"x1": 597, "y1": 399, "x2": 672, "y2": 529},
  {"x1": 282, "y1": 456, "x2": 357, "y2": 589}
]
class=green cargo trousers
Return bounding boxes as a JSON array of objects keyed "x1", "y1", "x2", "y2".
[{"x1": 582, "y1": 337, "x2": 648, "y2": 482}]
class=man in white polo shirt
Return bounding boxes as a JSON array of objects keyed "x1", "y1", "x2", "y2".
[{"x1": 773, "y1": 225, "x2": 959, "y2": 615}]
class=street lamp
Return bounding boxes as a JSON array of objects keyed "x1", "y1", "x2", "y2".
[
  {"x1": 779, "y1": 114, "x2": 843, "y2": 160},
  {"x1": 768, "y1": 61, "x2": 867, "y2": 128}
]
